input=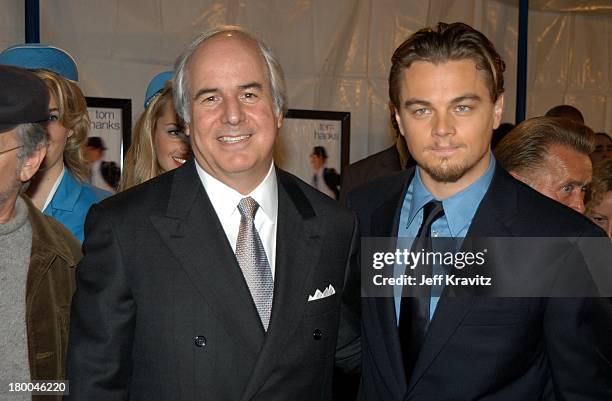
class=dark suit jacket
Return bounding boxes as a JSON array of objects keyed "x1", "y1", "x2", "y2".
[
  {"x1": 348, "y1": 166, "x2": 612, "y2": 401},
  {"x1": 339, "y1": 145, "x2": 402, "y2": 206},
  {"x1": 339, "y1": 139, "x2": 416, "y2": 206},
  {"x1": 65, "y1": 160, "x2": 360, "y2": 401}
]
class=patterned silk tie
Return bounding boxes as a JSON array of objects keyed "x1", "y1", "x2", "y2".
[{"x1": 235, "y1": 197, "x2": 274, "y2": 330}]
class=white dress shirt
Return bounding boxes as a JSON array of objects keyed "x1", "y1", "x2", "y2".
[
  {"x1": 195, "y1": 161, "x2": 278, "y2": 277},
  {"x1": 42, "y1": 164, "x2": 65, "y2": 211}
]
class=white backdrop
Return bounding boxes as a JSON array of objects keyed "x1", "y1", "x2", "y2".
[
  {"x1": 0, "y1": 0, "x2": 24, "y2": 51},
  {"x1": 1, "y1": 0, "x2": 610, "y2": 162}
]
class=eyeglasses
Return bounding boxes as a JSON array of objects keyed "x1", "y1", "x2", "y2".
[{"x1": 0, "y1": 145, "x2": 23, "y2": 156}]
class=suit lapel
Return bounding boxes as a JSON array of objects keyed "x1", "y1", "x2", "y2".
[
  {"x1": 406, "y1": 165, "x2": 519, "y2": 395},
  {"x1": 149, "y1": 160, "x2": 265, "y2": 357},
  {"x1": 240, "y1": 169, "x2": 323, "y2": 400}
]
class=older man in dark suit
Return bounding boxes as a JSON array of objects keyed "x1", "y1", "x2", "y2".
[
  {"x1": 348, "y1": 22, "x2": 612, "y2": 401},
  {"x1": 65, "y1": 26, "x2": 360, "y2": 401}
]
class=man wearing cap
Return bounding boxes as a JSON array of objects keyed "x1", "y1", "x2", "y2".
[{"x1": 0, "y1": 65, "x2": 81, "y2": 400}]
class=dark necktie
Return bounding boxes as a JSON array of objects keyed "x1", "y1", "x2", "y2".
[
  {"x1": 235, "y1": 197, "x2": 274, "y2": 330},
  {"x1": 398, "y1": 200, "x2": 445, "y2": 382}
]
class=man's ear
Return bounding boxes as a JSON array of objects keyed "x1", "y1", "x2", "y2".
[
  {"x1": 276, "y1": 111, "x2": 284, "y2": 129},
  {"x1": 19, "y1": 145, "x2": 47, "y2": 183},
  {"x1": 493, "y1": 94, "x2": 505, "y2": 129},
  {"x1": 394, "y1": 108, "x2": 406, "y2": 138}
]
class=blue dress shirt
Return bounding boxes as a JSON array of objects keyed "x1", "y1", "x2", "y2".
[
  {"x1": 43, "y1": 171, "x2": 111, "y2": 243},
  {"x1": 395, "y1": 154, "x2": 496, "y2": 323}
]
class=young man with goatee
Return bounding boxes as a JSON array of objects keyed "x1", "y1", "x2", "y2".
[{"x1": 348, "y1": 22, "x2": 612, "y2": 401}]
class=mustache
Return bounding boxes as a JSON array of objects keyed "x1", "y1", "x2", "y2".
[{"x1": 425, "y1": 142, "x2": 465, "y2": 150}]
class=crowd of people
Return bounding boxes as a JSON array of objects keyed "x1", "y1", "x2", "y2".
[{"x1": 0, "y1": 21, "x2": 610, "y2": 401}]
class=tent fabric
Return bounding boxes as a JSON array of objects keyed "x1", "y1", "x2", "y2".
[
  {"x1": 0, "y1": 0, "x2": 25, "y2": 51},
  {"x1": 1, "y1": 0, "x2": 609, "y2": 161}
]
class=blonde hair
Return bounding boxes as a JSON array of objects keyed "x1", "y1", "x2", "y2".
[
  {"x1": 34, "y1": 69, "x2": 91, "y2": 181},
  {"x1": 120, "y1": 83, "x2": 181, "y2": 191}
]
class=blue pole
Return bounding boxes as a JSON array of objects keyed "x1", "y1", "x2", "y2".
[
  {"x1": 25, "y1": 0, "x2": 40, "y2": 43},
  {"x1": 515, "y1": 0, "x2": 528, "y2": 124}
]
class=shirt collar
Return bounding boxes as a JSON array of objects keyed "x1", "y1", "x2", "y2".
[
  {"x1": 45, "y1": 166, "x2": 79, "y2": 212},
  {"x1": 408, "y1": 153, "x2": 496, "y2": 236},
  {"x1": 196, "y1": 161, "x2": 278, "y2": 224}
]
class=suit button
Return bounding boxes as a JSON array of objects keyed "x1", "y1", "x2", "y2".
[
  {"x1": 194, "y1": 336, "x2": 207, "y2": 347},
  {"x1": 313, "y1": 329, "x2": 323, "y2": 340}
]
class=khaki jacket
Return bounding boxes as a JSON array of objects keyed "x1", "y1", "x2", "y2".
[{"x1": 24, "y1": 195, "x2": 81, "y2": 401}]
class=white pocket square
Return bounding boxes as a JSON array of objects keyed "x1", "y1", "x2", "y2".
[{"x1": 308, "y1": 284, "x2": 336, "y2": 301}]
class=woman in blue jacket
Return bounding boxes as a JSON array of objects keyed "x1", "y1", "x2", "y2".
[
  {"x1": 33, "y1": 67, "x2": 111, "y2": 242},
  {"x1": 0, "y1": 44, "x2": 110, "y2": 242}
]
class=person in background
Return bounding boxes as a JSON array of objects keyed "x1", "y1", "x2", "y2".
[
  {"x1": 592, "y1": 132, "x2": 612, "y2": 164},
  {"x1": 495, "y1": 116, "x2": 594, "y2": 214},
  {"x1": 309, "y1": 145, "x2": 340, "y2": 199},
  {"x1": 119, "y1": 71, "x2": 190, "y2": 191},
  {"x1": 338, "y1": 105, "x2": 414, "y2": 206},
  {"x1": 545, "y1": 104, "x2": 585, "y2": 124},
  {"x1": 85, "y1": 136, "x2": 116, "y2": 193},
  {"x1": 586, "y1": 159, "x2": 612, "y2": 237},
  {"x1": 0, "y1": 65, "x2": 81, "y2": 401},
  {"x1": 0, "y1": 44, "x2": 110, "y2": 243}
]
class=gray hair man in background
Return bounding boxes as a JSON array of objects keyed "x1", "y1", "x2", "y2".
[
  {"x1": 0, "y1": 65, "x2": 81, "y2": 401},
  {"x1": 495, "y1": 116, "x2": 595, "y2": 214}
]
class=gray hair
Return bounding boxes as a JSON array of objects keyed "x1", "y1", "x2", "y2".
[
  {"x1": 14, "y1": 123, "x2": 48, "y2": 163},
  {"x1": 495, "y1": 116, "x2": 595, "y2": 176},
  {"x1": 173, "y1": 25, "x2": 287, "y2": 124}
]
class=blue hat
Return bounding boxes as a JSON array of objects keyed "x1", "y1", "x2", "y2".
[
  {"x1": 144, "y1": 71, "x2": 173, "y2": 108},
  {"x1": 0, "y1": 44, "x2": 79, "y2": 81}
]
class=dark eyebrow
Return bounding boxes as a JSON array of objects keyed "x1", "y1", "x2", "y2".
[
  {"x1": 402, "y1": 94, "x2": 483, "y2": 109},
  {"x1": 451, "y1": 94, "x2": 482, "y2": 104},
  {"x1": 403, "y1": 98, "x2": 432, "y2": 109}
]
